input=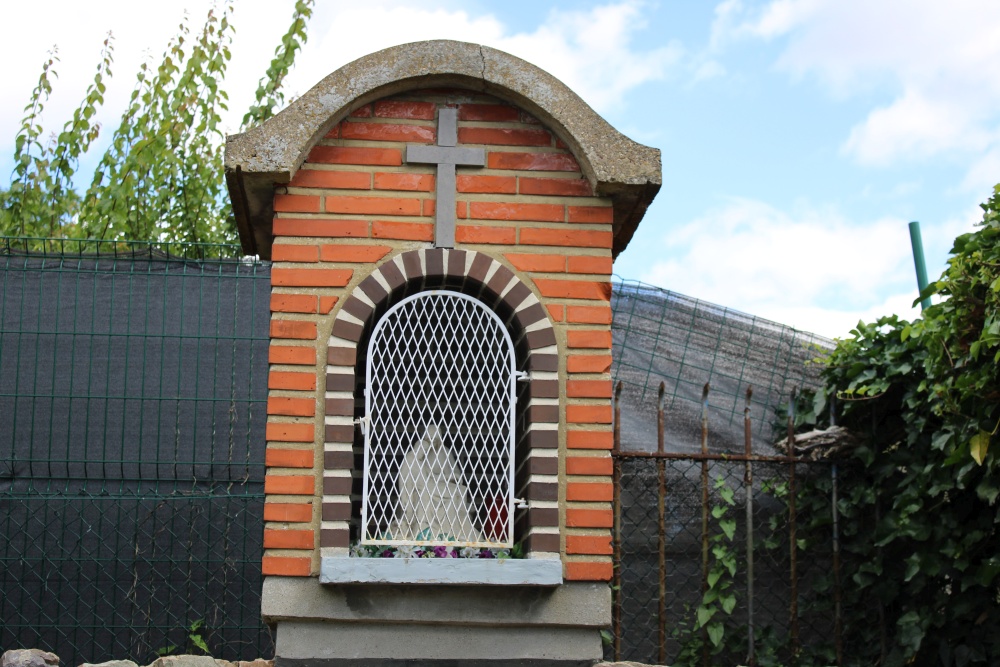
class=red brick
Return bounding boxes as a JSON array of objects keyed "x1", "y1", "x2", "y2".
[
  {"x1": 534, "y1": 279, "x2": 611, "y2": 301},
  {"x1": 262, "y1": 555, "x2": 312, "y2": 576},
  {"x1": 264, "y1": 502, "x2": 313, "y2": 523},
  {"x1": 270, "y1": 320, "x2": 317, "y2": 340},
  {"x1": 565, "y1": 561, "x2": 613, "y2": 581},
  {"x1": 374, "y1": 172, "x2": 434, "y2": 192},
  {"x1": 519, "y1": 177, "x2": 592, "y2": 197},
  {"x1": 566, "y1": 305, "x2": 613, "y2": 325},
  {"x1": 289, "y1": 170, "x2": 371, "y2": 190},
  {"x1": 320, "y1": 244, "x2": 392, "y2": 263},
  {"x1": 350, "y1": 105, "x2": 372, "y2": 118},
  {"x1": 325, "y1": 196, "x2": 421, "y2": 216},
  {"x1": 274, "y1": 194, "x2": 320, "y2": 213},
  {"x1": 458, "y1": 127, "x2": 550, "y2": 147},
  {"x1": 567, "y1": 256, "x2": 613, "y2": 275},
  {"x1": 308, "y1": 146, "x2": 402, "y2": 166},
  {"x1": 470, "y1": 202, "x2": 564, "y2": 222},
  {"x1": 269, "y1": 346, "x2": 316, "y2": 366},
  {"x1": 458, "y1": 103, "x2": 519, "y2": 122},
  {"x1": 567, "y1": 430, "x2": 614, "y2": 450},
  {"x1": 567, "y1": 355, "x2": 612, "y2": 374},
  {"x1": 567, "y1": 380, "x2": 613, "y2": 399},
  {"x1": 455, "y1": 225, "x2": 516, "y2": 244},
  {"x1": 568, "y1": 206, "x2": 614, "y2": 224},
  {"x1": 272, "y1": 268, "x2": 353, "y2": 288},
  {"x1": 566, "y1": 534, "x2": 612, "y2": 555},
  {"x1": 519, "y1": 228, "x2": 612, "y2": 249},
  {"x1": 324, "y1": 124, "x2": 340, "y2": 139},
  {"x1": 567, "y1": 330, "x2": 612, "y2": 349},
  {"x1": 375, "y1": 100, "x2": 436, "y2": 120},
  {"x1": 372, "y1": 220, "x2": 434, "y2": 241},
  {"x1": 272, "y1": 244, "x2": 319, "y2": 262},
  {"x1": 566, "y1": 455, "x2": 613, "y2": 475},
  {"x1": 488, "y1": 151, "x2": 579, "y2": 172},
  {"x1": 566, "y1": 509, "x2": 613, "y2": 528},
  {"x1": 566, "y1": 482, "x2": 613, "y2": 501},
  {"x1": 266, "y1": 422, "x2": 315, "y2": 443},
  {"x1": 341, "y1": 122, "x2": 435, "y2": 144},
  {"x1": 270, "y1": 294, "x2": 318, "y2": 314},
  {"x1": 265, "y1": 475, "x2": 315, "y2": 495},
  {"x1": 505, "y1": 253, "x2": 565, "y2": 272},
  {"x1": 268, "y1": 397, "x2": 315, "y2": 417},
  {"x1": 266, "y1": 448, "x2": 314, "y2": 468},
  {"x1": 546, "y1": 304, "x2": 565, "y2": 322},
  {"x1": 268, "y1": 371, "x2": 316, "y2": 391},
  {"x1": 264, "y1": 529, "x2": 315, "y2": 550},
  {"x1": 273, "y1": 218, "x2": 369, "y2": 238},
  {"x1": 567, "y1": 404, "x2": 613, "y2": 424},
  {"x1": 319, "y1": 297, "x2": 339, "y2": 314},
  {"x1": 457, "y1": 175, "x2": 516, "y2": 194}
]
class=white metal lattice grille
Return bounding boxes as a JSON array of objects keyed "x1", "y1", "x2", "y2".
[{"x1": 362, "y1": 291, "x2": 516, "y2": 548}]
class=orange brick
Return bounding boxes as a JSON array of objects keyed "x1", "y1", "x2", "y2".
[
  {"x1": 319, "y1": 296, "x2": 339, "y2": 314},
  {"x1": 458, "y1": 103, "x2": 519, "y2": 122},
  {"x1": 567, "y1": 330, "x2": 612, "y2": 349},
  {"x1": 567, "y1": 380, "x2": 613, "y2": 399},
  {"x1": 270, "y1": 294, "x2": 318, "y2": 314},
  {"x1": 264, "y1": 529, "x2": 314, "y2": 550},
  {"x1": 264, "y1": 502, "x2": 313, "y2": 523},
  {"x1": 455, "y1": 225, "x2": 516, "y2": 244},
  {"x1": 565, "y1": 561, "x2": 613, "y2": 581},
  {"x1": 274, "y1": 194, "x2": 320, "y2": 213},
  {"x1": 567, "y1": 355, "x2": 612, "y2": 374},
  {"x1": 458, "y1": 127, "x2": 550, "y2": 146},
  {"x1": 273, "y1": 218, "x2": 369, "y2": 238},
  {"x1": 546, "y1": 304, "x2": 565, "y2": 322},
  {"x1": 325, "y1": 196, "x2": 420, "y2": 216},
  {"x1": 350, "y1": 105, "x2": 372, "y2": 118},
  {"x1": 288, "y1": 170, "x2": 371, "y2": 190},
  {"x1": 567, "y1": 430, "x2": 614, "y2": 450},
  {"x1": 375, "y1": 100, "x2": 436, "y2": 120},
  {"x1": 567, "y1": 404, "x2": 613, "y2": 424},
  {"x1": 341, "y1": 122, "x2": 435, "y2": 144},
  {"x1": 504, "y1": 253, "x2": 565, "y2": 272},
  {"x1": 566, "y1": 534, "x2": 612, "y2": 555},
  {"x1": 269, "y1": 345, "x2": 316, "y2": 365},
  {"x1": 272, "y1": 268, "x2": 353, "y2": 287},
  {"x1": 264, "y1": 475, "x2": 315, "y2": 495},
  {"x1": 308, "y1": 146, "x2": 402, "y2": 166},
  {"x1": 266, "y1": 448, "x2": 315, "y2": 468},
  {"x1": 266, "y1": 422, "x2": 315, "y2": 443},
  {"x1": 374, "y1": 173, "x2": 434, "y2": 192},
  {"x1": 324, "y1": 123, "x2": 340, "y2": 138},
  {"x1": 566, "y1": 482, "x2": 614, "y2": 501},
  {"x1": 519, "y1": 228, "x2": 612, "y2": 249},
  {"x1": 268, "y1": 397, "x2": 315, "y2": 417},
  {"x1": 519, "y1": 177, "x2": 592, "y2": 197},
  {"x1": 272, "y1": 244, "x2": 319, "y2": 262},
  {"x1": 488, "y1": 151, "x2": 579, "y2": 172},
  {"x1": 457, "y1": 175, "x2": 517, "y2": 194},
  {"x1": 566, "y1": 305, "x2": 612, "y2": 325},
  {"x1": 270, "y1": 320, "x2": 317, "y2": 340},
  {"x1": 372, "y1": 220, "x2": 434, "y2": 241},
  {"x1": 470, "y1": 202, "x2": 564, "y2": 222},
  {"x1": 568, "y1": 206, "x2": 614, "y2": 224},
  {"x1": 534, "y1": 279, "x2": 611, "y2": 301},
  {"x1": 567, "y1": 256, "x2": 613, "y2": 275},
  {"x1": 262, "y1": 555, "x2": 312, "y2": 576},
  {"x1": 269, "y1": 371, "x2": 316, "y2": 391},
  {"x1": 566, "y1": 455, "x2": 614, "y2": 475},
  {"x1": 320, "y1": 244, "x2": 392, "y2": 263},
  {"x1": 566, "y1": 509, "x2": 613, "y2": 528}
]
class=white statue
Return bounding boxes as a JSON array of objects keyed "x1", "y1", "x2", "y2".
[{"x1": 389, "y1": 423, "x2": 481, "y2": 543}]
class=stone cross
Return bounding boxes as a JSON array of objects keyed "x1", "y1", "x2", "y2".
[{"x1": 406, "y1": 108, "x2": 485, "y2": 248}]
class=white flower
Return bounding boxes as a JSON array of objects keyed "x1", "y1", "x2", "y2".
[
  {"x1": 459, "y1": 547, "x2": 479, "y2": 558},
  {"x1": 396, "y1": 545, "x2": 418, "y2": 559}
]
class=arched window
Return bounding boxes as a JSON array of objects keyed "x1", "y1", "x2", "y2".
[{"x1": 361, "y1": 290, "x2": 516, "y2": 548}]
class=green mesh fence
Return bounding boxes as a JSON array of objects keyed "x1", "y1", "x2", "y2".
[{"x1": 0, "y1": 238, "x2": 272, "y2": 664}]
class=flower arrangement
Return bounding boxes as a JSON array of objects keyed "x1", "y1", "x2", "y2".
[{"x1": 349, "y1": 542, "x2": 524, "y2": 559}]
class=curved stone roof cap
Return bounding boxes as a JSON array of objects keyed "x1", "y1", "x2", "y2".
[{"x1": 225, "y1": 39, "x2": 661, "y2": 259}]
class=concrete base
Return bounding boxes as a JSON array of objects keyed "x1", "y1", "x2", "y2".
[
  {"x1": 320, "y1": 556, "x2": 563, "y2": 586},
  {"x1": 263, "y1": 577, "x2": 610, "y2": 667}
]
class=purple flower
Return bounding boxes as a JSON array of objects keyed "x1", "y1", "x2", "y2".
[
  {"x1": 433, "y1": 546, "x2": 448, "y2": 558},
  {"x1": 448, "y1": 548, "x2": 458, "y2": 558},
  {"x1": 380, "y1": 549, "x2": 394, "y2": 558},
  {"x1": 478, "y1": 549, "x2": 495, "y2": 559}
]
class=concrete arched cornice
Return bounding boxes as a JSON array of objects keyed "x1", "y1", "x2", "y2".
[{"x1": 225, "y1": 39, "x2": 661, "y2": 259}]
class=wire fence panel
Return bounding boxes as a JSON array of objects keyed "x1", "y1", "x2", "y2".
[{"x1": 0, "y1": 239, "x2": 271, "y2": 665}]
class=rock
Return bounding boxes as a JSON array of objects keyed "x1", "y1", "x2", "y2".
[
  {"x1": 79, "y1": 661, "x2": 138, "y2": 667},
  {"x1": 594, "y1": 663, "x2": 657, "y2": 667},
  {"x1": 237, "y1": 661, "x2": 272, "y2": 667},
  {"x1": 2, "y1": 650, "x2": 60, "y2": 667},
  {"x1": 145, "y1": 657, "x2": 219, "y2": 667}
]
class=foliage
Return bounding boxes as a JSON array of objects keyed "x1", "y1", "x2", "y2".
[
  {"x1": 155, "y1": 619, "x2": 211, "y2": 657},
  {"x1": 790, "y1": 184, "x2": 1000, "y2": 666},
  {"x1": 1, "y1": 0, "x2": 314, "y2": 247}
]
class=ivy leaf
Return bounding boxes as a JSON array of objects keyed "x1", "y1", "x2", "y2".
[
  {"x1": 720, "y1": 593, "x2": 736, "y2": 615},
  {"x1": 706, "y1": 622, "x2": 724, "y2": 647},
  {"x1": 969, "y1": 431, "x2": 990, "y2": 465},
  {"x1": 696, "y1": 606, "x2": 715, "y2": 628}
]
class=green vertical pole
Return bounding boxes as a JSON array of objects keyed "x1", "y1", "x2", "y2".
[{"x1": 908, "y1": 221, "x2": 932, "y2": 311}]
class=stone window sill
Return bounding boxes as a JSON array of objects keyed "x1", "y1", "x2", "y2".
[{"x1": 319, "y1": 556, "x2": 563, "y2": 586}]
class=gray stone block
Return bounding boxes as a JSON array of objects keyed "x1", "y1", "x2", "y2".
[
  {"x1": 79, "y1": 661, "x2": 139, "y2": 667},
  {"x1": 319, "y1": 556, "x2": 562, "y2": 586},
  {"x1": 1, "y1": 650, "x2": 60, "y2": 667}
]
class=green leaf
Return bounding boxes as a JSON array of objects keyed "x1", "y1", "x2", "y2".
[
  {"x1": 190, "y1": 634, "x2": 209, "y2": 654},
  {"x1": 969, "y1": 431, "x2": 990, "y2": 465},
  {"x1": 706, "y1": 622, "x2": 724, "y2": 647},
  {"x1": 696, "y1": 606, "x2": 715, "y2": 628},
  {"x1": 707, "y1": 569, "x2": 721, "y2": 589},
  {"x1": 720, "y1": 593, "x2": 736, "y2": 615}
]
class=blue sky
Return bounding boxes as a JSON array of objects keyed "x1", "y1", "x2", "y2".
[{"x1": 2, "y1": 0, "x2": 998, "y2": 337}]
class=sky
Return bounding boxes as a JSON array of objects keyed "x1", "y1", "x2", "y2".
[{"x1": 2, "y1": 0, "x2": 998, "y2": 338}]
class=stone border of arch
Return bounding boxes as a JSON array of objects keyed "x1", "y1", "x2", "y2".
[{"x1": 320, "y1": 247, "x2": 561, "y2": 559}]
